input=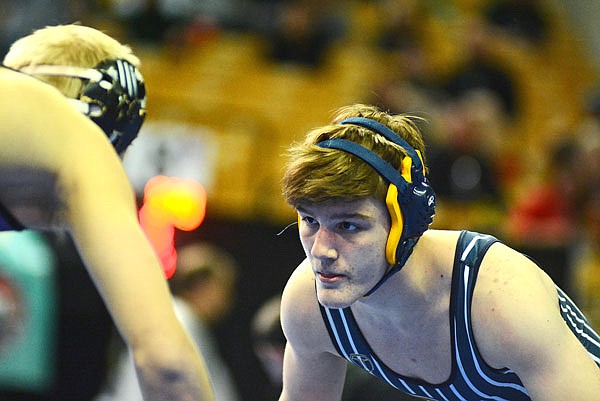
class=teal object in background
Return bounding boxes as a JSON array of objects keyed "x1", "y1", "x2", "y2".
[{"x1": 0, "y1": 230, "x2": 57, "y2": 393}]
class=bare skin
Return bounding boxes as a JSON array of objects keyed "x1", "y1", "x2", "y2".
[{"x1": 0, "y1": 69, "x2": 214, "y2": 401}]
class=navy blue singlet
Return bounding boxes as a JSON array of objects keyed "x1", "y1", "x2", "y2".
[
  {"x1": 319, "y1": 230, "x2": 600, "y2": 401},
  {"x1": 0, "y1": 201, "x2": 23, "y2": 231}
]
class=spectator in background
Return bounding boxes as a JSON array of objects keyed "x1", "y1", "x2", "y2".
[
  {"x1": 504, "y1": 136, "x2": 582, "y2": 244},
  {"x1": 97, "y1": 242, "x2": 241, "y2": 401},
  {"x1": 483, "y1": 0, "x2": 549, "y2": 47},
  {"x1": 577, "y1": 87, "x2": 600, "y2": 191},
  {"x1": 0, "y1": 0, "x2": 91, "y2": 57},
  {"x1": 503, "y1": 136, "x2": 582, "y2": 288},
  {"x1": 251, "y1": 295, "x2": 286, "y2": 399},
  {"x1": 570, "y1": 188, "x2": 600, "y2": 331},
  {"x1": 108, "y1": 0, "x2": 196, "y2": 45},
  {"x1": 169, "y1": 241, "x2": 240, "y2": 401},
  {"x1": 569, "y1": 101, "x2": 600, "y2": 329},
  {"x1": 440, "y1": 17, "x2": 518, "y2": 120},
  {"x1": 427, "y1": 89, "x2": 507, "y2": 234},
  {"x1": 370, "y1": 0, "x2": 444, "y2": 117},
  {"x1": 256, "y1": 0, "x2": 347, "y2": 68},
  {"x1": 106, "y1": 0, "x2": 242, "y2": 46},
  {"x1": 375, "y1": 0, "x2": 427, "y2": 53}
]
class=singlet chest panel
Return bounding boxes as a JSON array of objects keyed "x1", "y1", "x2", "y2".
[
  {"x1": 319, "y1": 230, "x2": 531, "y2": 400},
  {"x1": 350, "y1": 294, "x2": 452, "y2": 384},
  {"x1": 349, "y1": 302, "x2": 452, "y2": 384}
]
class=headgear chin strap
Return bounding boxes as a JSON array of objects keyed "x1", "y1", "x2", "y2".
[
  {"x1": 317, "y1": 117, "x2": 436, "y2": 296},
  {"x1": 20, "y1": 59, "x2": 146, "y2": 154}
]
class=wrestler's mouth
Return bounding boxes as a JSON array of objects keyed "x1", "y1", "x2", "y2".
[{"x1": 317, "y1": 271, "x2": 345, "y2": 284}]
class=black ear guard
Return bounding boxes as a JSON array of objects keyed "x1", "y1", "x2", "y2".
[
  {"x1": 20, "y1": 59, "x2": 146, "y2": 154},
  {"x1": 77, "y1": 59, "x2": 146, "y2": 154},
  {"x1": 316, "y1": 117, "x2": 435, "y2": 293}
]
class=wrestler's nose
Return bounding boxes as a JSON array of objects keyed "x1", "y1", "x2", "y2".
[{"x1": 311, "y1": 227, "x2": 338, "y2": 260}]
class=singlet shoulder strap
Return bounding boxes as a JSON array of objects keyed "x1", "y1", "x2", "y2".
[
  {"x1": 0, "y1": 201, "x2": 24, "y2": 231},
  {"x1": 450, "y1": 231, "x2": 530, "y2": 398},
  {"x1": 453, "y1": 230, "x2": 499, "y2": 269},
  {"x1": 451, "y1": 230, "x2": 499, "y2": 345}
]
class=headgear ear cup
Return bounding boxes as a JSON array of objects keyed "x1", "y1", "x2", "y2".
[
  {"x1": 338, "y1": 117, "x2": 435, "y2": 264},
  {"x1": 78, "y1": 59, "x2": 147, "y2": 153},
  {"x1": 18, "y1": 59, "x2": 146, "y2": 154}
]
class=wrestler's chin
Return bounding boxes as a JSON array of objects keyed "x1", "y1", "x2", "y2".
[{"x1": 316, "y1": 286, "x2": 360, "y2": 309}]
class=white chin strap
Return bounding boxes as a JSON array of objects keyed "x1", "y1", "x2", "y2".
[
  {"x1": 19, "y1": 64, "x2": 106, "y2": 117},
  {"x1": 19, "y1": 64, "x2": 104, "y2": 81}
]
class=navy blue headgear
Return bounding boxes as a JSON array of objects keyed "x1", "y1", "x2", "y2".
[
  {"x1": 20, "y1": 59, "x2": 146, "y2": 154},
  {"x1": 317, "y1": 117, "x2": 435, "y2": 296}
]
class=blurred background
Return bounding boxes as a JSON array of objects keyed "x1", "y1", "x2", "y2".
[{"x1": 1, "y1": 0, "x2": 600, "y2": 400}]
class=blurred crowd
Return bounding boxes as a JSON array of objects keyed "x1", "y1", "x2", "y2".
[{"x1": 1, "y1": 0, "x2": 600, "y2": 400}]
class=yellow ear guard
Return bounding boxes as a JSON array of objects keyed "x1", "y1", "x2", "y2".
[
  {"x1": 385, "y1": 183, "x2": 403, "y2": 265},
  {"x1": 317, "y1": 117, "x2": 435, "y2": 297},
  {"x1": 385, "y1": 154, "x2": 419, "y2": 265}
]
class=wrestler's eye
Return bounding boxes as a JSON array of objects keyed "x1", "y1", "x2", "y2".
[
  {"x1": 338, "y1": 221, "x2": 358, "y2": 232},
  {"x1": 301, "y1": 216, "x2": 318, "y2": 227}
]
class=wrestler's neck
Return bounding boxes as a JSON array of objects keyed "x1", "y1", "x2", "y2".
[{"x1": 353, "y1": 229, "x2": 455, "y2": 321}]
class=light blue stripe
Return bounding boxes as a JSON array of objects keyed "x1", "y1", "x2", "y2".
[
  {"x1": 339, "y1": 309, "x2": 360, "y2": 354},
  {"x1": 448, "y1": 384, "x2": 469, "y2": 401},
  {"x1": 324, "y1": 308, "x2": 351, "y2": 361},
  {"x1": 435, "y1": 388, "x2": 451, "y2": 401}
]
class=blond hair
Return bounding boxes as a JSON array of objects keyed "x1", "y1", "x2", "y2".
[
  {"x1": 282, "y1": 104, "x2": 427, "y2": 207},
  {"x1": 3, "y1": 24, "x2": 139, "y2": 98}
]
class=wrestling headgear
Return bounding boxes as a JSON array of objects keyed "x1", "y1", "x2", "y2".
[
  {"x1": 21, "y1": 59, "x2": 146, "y2": 154},
  {"x1": 317, "y1": 117, "x2": 436, "y2": 296}
]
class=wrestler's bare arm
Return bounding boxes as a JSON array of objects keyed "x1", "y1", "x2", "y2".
[
  {"x1": 279, "y1": 261, "x2": 347, "y2": 401},
  {"x1": 474, "y1": 244, "x2": 600, "y2": 401},
  {"x1": 67, "y1": 173, "x2": 214, "y2": 401},
  {"x1": 58, "y1": 96, "x2": 214, "y2": 401},
  {"x1": 0, "y1": 71, "x2": 214, "y2": 401}
]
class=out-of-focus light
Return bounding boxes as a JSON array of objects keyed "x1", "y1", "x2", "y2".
[{"x1": 139, "y1": 175, "x2": 207, "y2": 278}]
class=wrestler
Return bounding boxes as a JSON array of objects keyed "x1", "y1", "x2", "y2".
[
  {"x1": 0, "y1": 24, "x2": 213, "y2": 401},
  {"x1": 279, "y1": 104, "x2": 600, "y2": 401}
]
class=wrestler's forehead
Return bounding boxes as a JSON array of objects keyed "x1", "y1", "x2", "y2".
[{"x1": 297, "y1": 197, "x2": 385, "y2": 219}]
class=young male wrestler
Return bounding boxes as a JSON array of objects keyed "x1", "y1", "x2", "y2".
[
  {"x1": 279, "y1": 104, "x2": 600, "y2": 401},
  {"x1": 0, "y1": 24, "x2": 213, "y2": 401}
]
